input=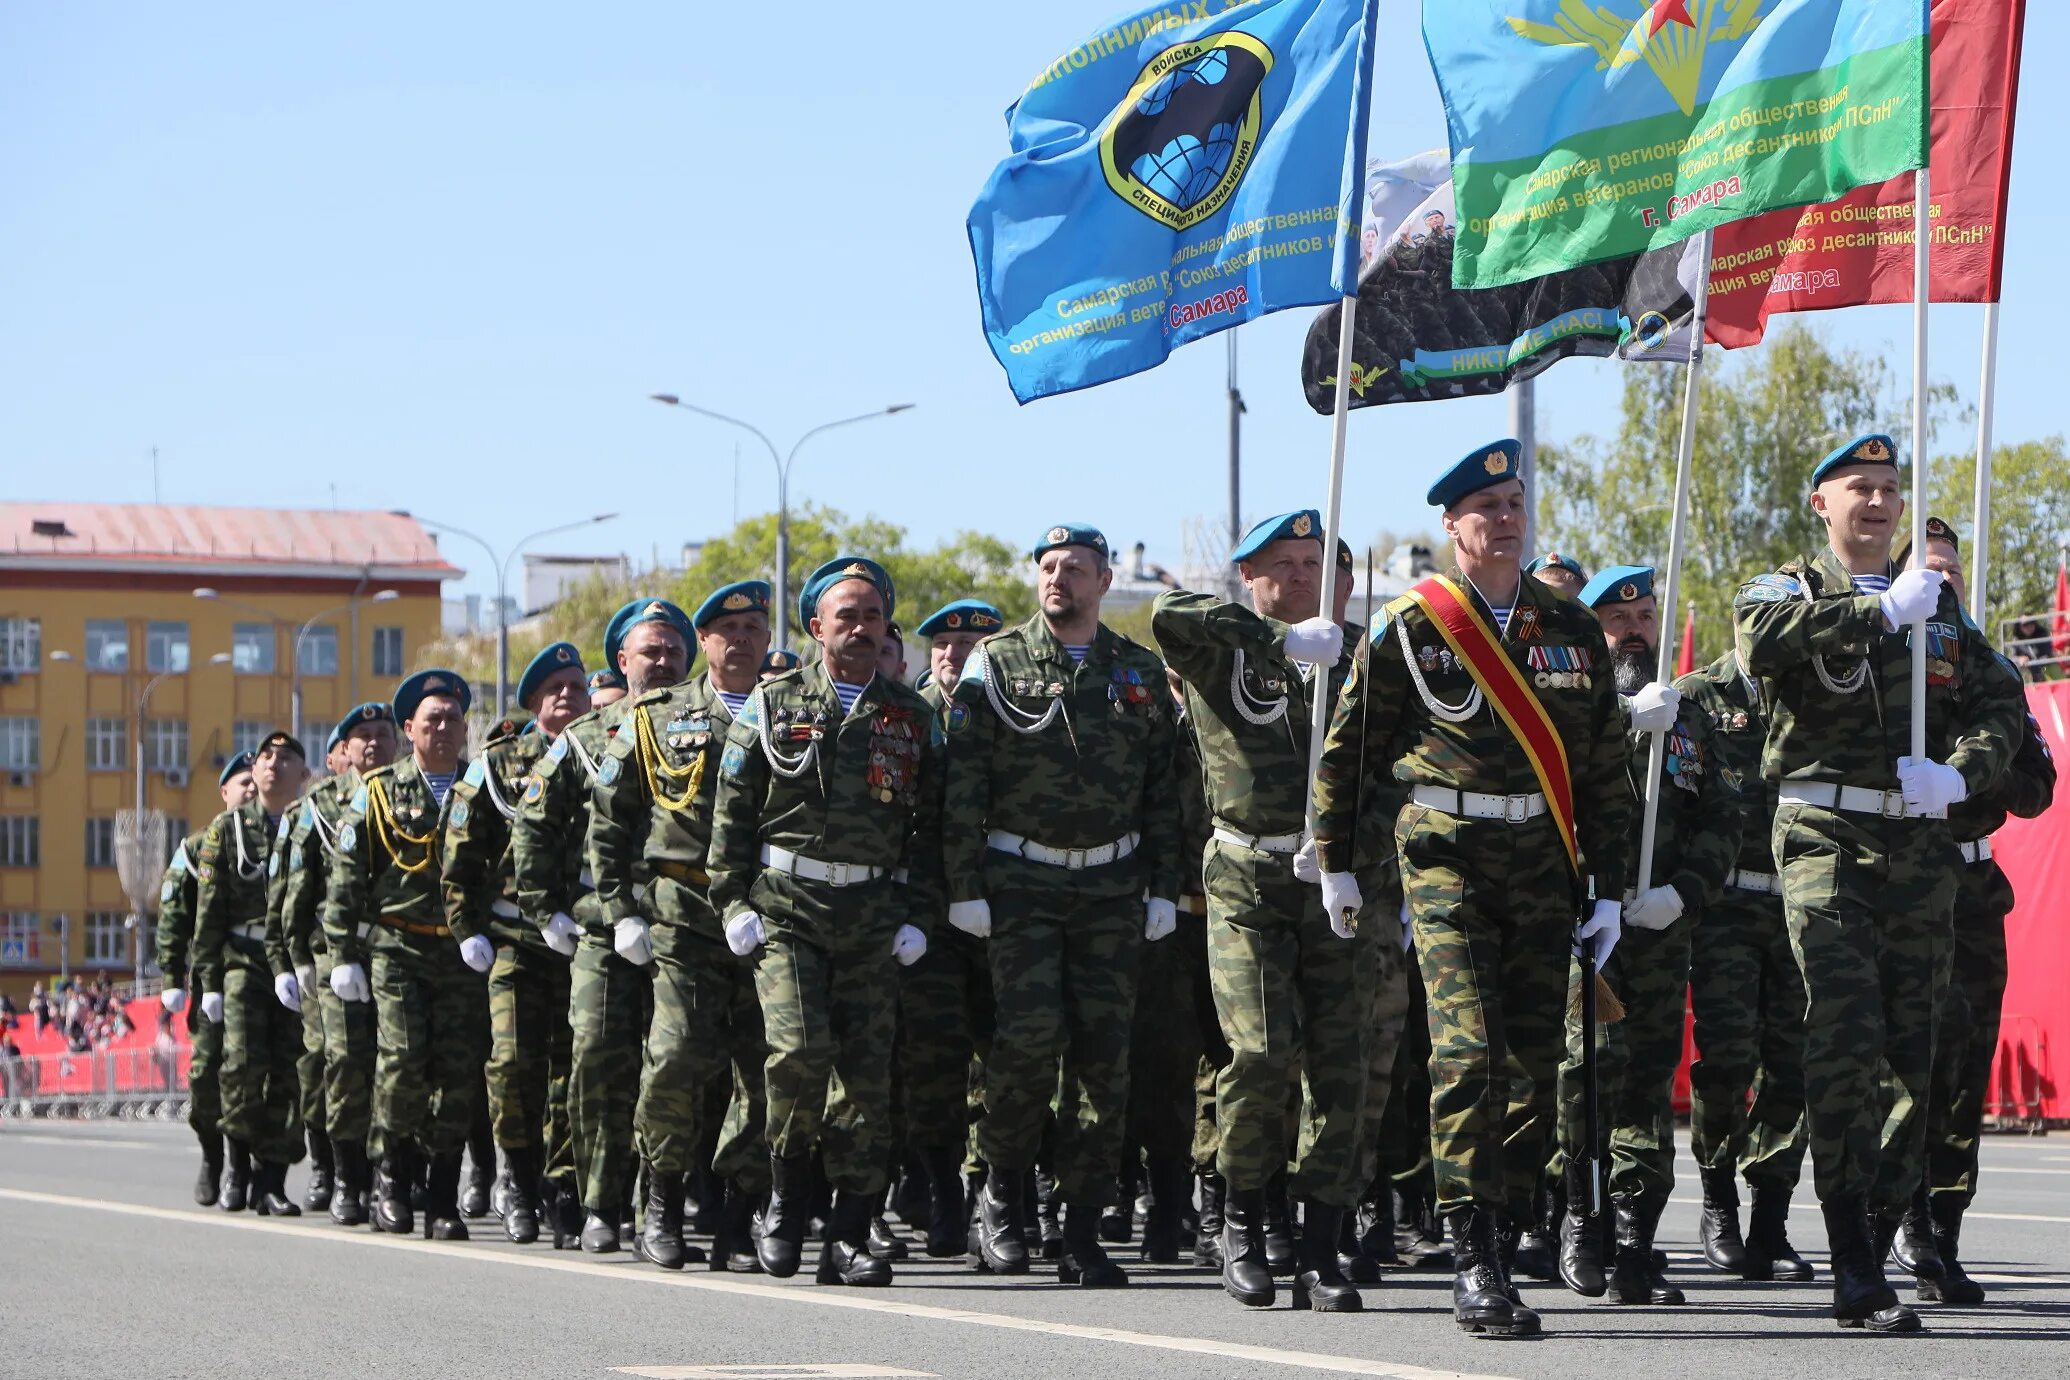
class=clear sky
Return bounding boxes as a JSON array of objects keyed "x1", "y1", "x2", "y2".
[{"x1": 4, "y1": 2, "x2": 2060, "y2": 604}]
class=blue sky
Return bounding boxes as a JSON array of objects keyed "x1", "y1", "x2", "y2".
[{"x1": 4, "y1": 2, "x2": 2060, "y2": 603}]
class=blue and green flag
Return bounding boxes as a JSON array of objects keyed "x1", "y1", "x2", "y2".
[
  {"x1": 969, "y1": 0, "x2": 1377, "y2": 403},
  {"x1": 1424, "y1": 0, "x2": 1929, "y2": 289}
]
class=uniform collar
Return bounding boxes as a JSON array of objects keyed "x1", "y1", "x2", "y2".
[
  {"x1": 1813, "y1": 545, "x2": 1891, "y2": 591},
  {"x1": 804, "y1": 659, "x2": 884, "y2": 723},
  {"x1": 1024, "y1": 612, "x2": 1112, "y2": 669}
]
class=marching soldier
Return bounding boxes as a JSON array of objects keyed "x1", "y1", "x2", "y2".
[
  {"x1": 158, "y1": 752, "x2": 258, "y2": 1206},
  {"x1": 1734, "y1": 436, "x2": 2027, "y2": 1332},
  {"x1": 943, "y1": 524, "x2": 1181, "y2": 1291},
  {"x1": 323, "y1": 670, "x2": 485, "y2": 1241},
  {"x1": 1316, "y1": 441, "x2": 1633, "y2": 1339},
  {"x1": 1523, "y1": 553, "x2": 1587, "y2": 600},
  {"x1": 267, "y1": 732, "x2": 348, "y2": 1216},
  {"x1": 443, "y1": 643, "x2": 591, "y2": 1246},
  {"x1": 709, "y1": 557, "x2": 936, "y2": 1286}
]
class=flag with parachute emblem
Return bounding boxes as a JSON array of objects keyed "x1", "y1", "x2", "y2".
[{"x1": 1424, "y1": 0, "x2": 1929, "y2": 290}]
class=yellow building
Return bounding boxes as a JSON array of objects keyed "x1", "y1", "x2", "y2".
[{"x1": 0, "y1": 503, "x2": 459, "y2": 1001}]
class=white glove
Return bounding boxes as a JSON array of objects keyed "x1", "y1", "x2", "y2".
[
  {"x1": 199, "y1": 991, "x2": 224, "y2": 1025},
  {"x1": 1398, "y1": 898, "x2": 1414, "y2": 952},
  {"x1": 160, "y1": 987, "x2": 187, "y2": 1015},
  {"x1": 725, "y1": 911, "x2": 767, "y2": 956},
  {"x1": 329, "y1": 962, "x2": 371, "y2": 1004},
  {"x1": 1319, "y1": 871, "x2": 1363, "y2": 940},
  {"x1": 273, "y1": 972, "x2": 302, "y2": 1013},
  {"x1": 613, "y1": 917, "x2": 654, "y2": 966},
  {"x1": 1283, "y1": 616, "x2": 1344, "y2": 667},
  {"x1": 459, "y1": 934, "x2": 496, "y2": 972},
  {"x1": 1627, "y1": 682, "x2": 1681, "y2": 733},
  {"x1": 1577, "y1": 899, "x2": 1621, "y2": 967},
  {"x1": 1880, "y1": 567, "x2": 1944, "y2": 627},
  {"x1": 1897, "y1": 755, "x2": 1968, "y2": 815},
  {"x1": 892, "y1": 924, "x2": 928, "y2": 966},
  {"x1": 1623, "y1": 884, "x2": 1684, "y2": 932},
  {"x1": 1292, "y1": 837, "x2": 1320, "y2": 884},
  {"x1": 1144, "y1": 897, "x2": 1177, "y2": 942},
  {"x1": 947, "y1": 898, "x2": 993, "y2": 939},
  {"x1": 294, "y1": 964, "x2": 315, "y2": 997},
  {"x1": 541, "y1": 911, "x2": 580, "y2": 957}
]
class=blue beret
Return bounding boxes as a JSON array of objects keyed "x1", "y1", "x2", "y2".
[
  {"x1": 1231, "y1": 510, "x2": 1322, "y2": 564},
  {"x1": 1031, "y1": 523, "x2": 1110, "y2": 562},
  {"x1": 797, "y1": 556, "x2": 895, "y2": 631},
  {"x1": 1578, "y1": 564, "x2": 1656, "y2": 608},
  {"x1": 1811, "y1": 433, "x2": 1898, "y2": 486},
  {"x1": 394, "y1": 668, "x2": 472, "y2": 722},
  {"x1": 586, "y1": 667, "x2": 625, "y2": 693},
  {"x1": 760, "y1": 649, "x2": 803, "y2": 674},
  {"x1": 605, "y1": 598, "x2": 693, "y2": 666},
  {"x1": 1524, "y1": 551, "x2": 1585, "y2": 578},
  {"x1": 694, "y1": 580, "x2": 772, "y2": 630},
  {"x1": 218, "y1": 751, "x2": 255, "y2": 788},
  {"x1": 517, "y1": 641, "x2": 584, "y2": 709},
  {"x1": 327, "y1": 702, "x2": 393, "y2": 753},
  {"x1": 1426, "y1": 439, "x2": 1523, "y2": 508},
  {"x1": 916, "y1": 599, "x2": 1005, "y2": 638}
]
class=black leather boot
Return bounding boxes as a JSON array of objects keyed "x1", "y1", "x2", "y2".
[
  {"x1": 1449, "y1": 1206, "x2": 1535, "y2": 1337},
  {"x1": 1060, "y1": 1201, "x2": 1130, "y2": 1286},
  {"x1": 712, "y1": 1180, "x2": 765, "y2": 1272},
  {"x1": 1100, "y1": 1161, "x2": 1135, "y2": 1244},
  {"x1": 816, "y1": 1189, "x2": 893, "y2": 1286},
  {"x1": 1293, "y1": 1202, "x2": 1362, "y2": 1312},
  {"x1": 1824, "y1": 1197, "x2": 1920, "y2": 1332},
  {"x1": 1698, "y1": 1166, "x2": 1746, "y2": 1273},
  {"x1": 549, "y1": 1181, "x2": 584, "y2": 1250},
  {"x1": 1610, "y1": 1195, "x2": 1683, "y2": 1304},
  {"x1": 1194, "y1": 1171, "x2": 1225, "y2": 1268},
  {"x1": 974, "y1": 1166, "x2": 1030, "y2": 1274},
  {"x1": 1920, "y1": 1194, "x2": 1984, "y2": 1305},
  {"x1": 1140, "y1": 1155, "x2": 1187, "y2": 1264},
  {"x1": 1512, "y1": 1179, "x2": 1558, "y2": 1282},
  {"x1": 1397, "y1": 1184, "x2": 1453, "y2": 1271},
  {"x1": 254, "y1": 1160, "x2": 300, "y2": 1217},
  {"x1": 758, "y1": 1153, "x2": 813, "y2": 1278},
  {"x1": 1263, "y1": 1172, "x2": 1297, "y2": 1276},
  {"x1": 1035, "y1": 1169, "x2": 1064, "y2": 1260},
  {"x1": 921, "y1": 1147, "x2": 965, "y2": 1258},
  {"x1": 868, "y1": 1202, "x2": 909, "y2": 1262},
  {"x1": 1742, "y1": 1185, "x2": 1813, "y2": 1281},
  {"x1": 219, "y1": 1138, "x2": 251, "y2": 1213},
  {"x1": 1495, "y1": 1211, "x2": 1542, "y2": 1330},
  {"x1": 1337, "y1": 1207, "x2": 1380, "y2": 1284},
  {"x1": 462, "y1": 1120, "x2": 494, "y2": 1219},
  {"x1": 1890, "y1": 1186, "x2": 1945, "y2": 1282},
  {"x1": 500, "y1": 1146, "x2": 540, "y2": 1245},
  {"x1": 373, "y1": 1145, "x2": 416, "y2": 1235},
  {"x1": 1356, "y1": 1187, "x2": 1399, "y2": 1267},
  {"x1": 424, "y1": 1152, "x2": 470, "y2": 1241},
  {"x1": 635, "y1": 1163, "x2": 687, "y2": 1269},
  {"x1": 194, "y1": 1128, "x2": 223, "y2": 1207},
  {"x1": 1219, "y1": 1185, "x2": 1275, "y2": 1307},
  {"x1": 330, "y1": 1141, "x2": 369, "y2": 1226},
  {"x1": 303, "y1": 1130, "x2": 334, "y2": 1213},
  {"x1": 1558, "y1": 1161, "x2": 1606, "y2": 1297}
]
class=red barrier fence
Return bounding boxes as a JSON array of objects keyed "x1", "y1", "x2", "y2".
[{"x1": 1988, "y1": 678, "x2": 2070, "y2": 1124}]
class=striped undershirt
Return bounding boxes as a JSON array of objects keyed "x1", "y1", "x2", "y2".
[
  {"x1": 1063, "y1": 644, "x2": 1090, "y2": 664},
  {"x1": 832, "y1": 680, "x2": 868, "y2": 714},
  {"x1": 715, "y1": 689, "x2": 750, "y2": 717},
  {"x1": 422, "y1": 771, "x2": 456, "y2": 807},
  {"x1": 1852, "y1": 573, "x2": 1892, "y2": 594}
]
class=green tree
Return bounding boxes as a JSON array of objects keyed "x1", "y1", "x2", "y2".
[{"x1": 1930, "y1": 435, "x2": 2070, "y2": 639}]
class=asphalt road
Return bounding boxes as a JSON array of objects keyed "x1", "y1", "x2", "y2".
[{"x1": 4, "y1": 1120, "x2": 2068, "y2": 1380}]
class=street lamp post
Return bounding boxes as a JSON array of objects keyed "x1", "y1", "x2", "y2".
[
  {"x1": 195, "y1": 588, "x2": 400, "y2": 741},
  {"x1": 649, "y1": 395, "x2": 914, "y2": 651}
]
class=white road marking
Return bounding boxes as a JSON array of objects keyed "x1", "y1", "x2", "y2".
[
  {"x1": 614, "y1": 1368, "x2": 936, "y2": 1378},
  {"x1": 0, "y1": 1189, "x2": 1518, "y2": 1380},
  {"x1": 1664, "y1": 1195, "x2": 2070, "y2": 1226},
  {"x1": 0, "y1": 1131, "x2": 158, "y2": 1151}
]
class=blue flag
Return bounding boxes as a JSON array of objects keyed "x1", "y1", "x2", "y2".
[{"x1": 969, "y1": 0, "x2": 1377, "y2": 403}]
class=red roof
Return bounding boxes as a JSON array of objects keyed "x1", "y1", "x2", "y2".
[{"x1": 0, "y1": 503, "x2": 462, "y2": 581}]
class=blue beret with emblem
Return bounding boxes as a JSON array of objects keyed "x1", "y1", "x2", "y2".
[
  {"x1": 328, "y1": 702, "x2": 393, "y2": 753},
  {"x1": 394, "y1": 668, "x2": 472, "y2": 723},
  {"x1": 517, "y1": 641, "x2": 584, "y2": 710},
  {"x1": 1426, "y1": 439, "x2": 1523, "y2": 509},
  {"x1": 798, "y1": 556, "x2": 895, "y2": 631},
  {"x1": 1231, "y1": 510, "x2": 1322, "y2": 564},
  {"x1": 587, "y1": 667, "x2": 625, "y2": 693},
  {"x1": 760, "y1": 649, "x2": 802, "y2": 675},
  {"x1": 916, "y1": 599, "x2": 1005, "y2": 639},
  {"x1": 605, "y1": 598, "x2": 693, "y2": 669},
  {"x1": 1810, "y1": 433, "x2": 1898, "y2": 487},
  {"x1": 218, "y1": 750, "x2": 256, "y2": 788},
  {"x1": 1578, "y1": 564, "x2": 1656, "y2": 609},
  {"x1": 694, "y1": 580, "x2": 772, "y2": 631},
  {"x1": 1524, "y1": 551, "x2": 1585, "y2": 578},
  {"x1": 1031, "y1": 523, "x2": 1110, "y2": 563}
]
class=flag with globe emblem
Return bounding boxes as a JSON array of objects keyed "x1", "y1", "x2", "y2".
[{"x1": 969, "y1": 0, "x2": 1378, "y2": 403}]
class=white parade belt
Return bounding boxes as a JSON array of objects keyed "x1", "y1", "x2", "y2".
[
  {"x1": 986, "y1": 829, "x2": 1139, "y2": 870},
  {"x1": 490, "y1": 898, "x2": 521, "y2": 920},
  {"x1": 1776, "y1": 782, "x2": 1945, "y2": 820},
  {"x1": 1959, "y1": 838, "x2": 1994, "y2": 864},
  {"x1": 1410, "y1": 784, "x2": 1548, "y2": 823},
  {"x1": 1726, "y1": 869, "x2": 1780, "y2": 895},
  {"x1": 1210, "y1": 826, "x2": 1302, "y2": 855},
  {"x1": 229, "y1": 922, "x2": 268, "y2": 942},
  {"x1": 760, "y1": 845, "x2": 885, "y2": 887}
]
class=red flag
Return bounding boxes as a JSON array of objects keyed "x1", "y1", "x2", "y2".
[
  {"x1": 2053, "y1": 557, "x2": 2069, "y2": 658},
  {"x1": 1675, "y1": 604, "x2": 1697, "y2": 679},
  {"x1": 1706, "y1": 0, "x2": 2025, "y2": 348}
]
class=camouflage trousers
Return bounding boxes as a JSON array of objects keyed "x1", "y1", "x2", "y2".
[
  {"x1": 638, "y1": 910, "x2": 768, "y2": 1187},
  {"x1": 1927, "y1": 856, "x2": 2013, "y2": 1207},
  {"x1": 1205, "y1": 839, "x2": 1380, "y2": 1208},
  {"x1": 369, "y1": 929, "x2": 491, "y2": 1160},
  {"x1": 219, "y1": 938, "x2": 305, "y2": 1166},
  {"x1": 978, "y1": 889, "x2": 1141, "y2": 1207},
  {"x1": 755, "y1": 904, "x2": 901, "y2": 1196},
  {"x1": 568, "y1": 933, "x2": 651, "y2": 1212},
  {"x1": 315, "y1": 946, "x2": 376, "y2": 1145},
  {"x1": 1688, "y1": 885, "x2": 1808, "y2": 1191},
  {"x1": 1128, "y1": 908, "x2": 1218, "y2": 1165},
  {"x1": 186, "y1": 997, "x2": 222, "y2": 1140},
  {"x1": 896, "y1": 925, "x2": 993, "y2": 1156},
  {"x1": 1557, "y1": 911, "x2": 1693, "y2": 1214},
  {"x1": 487, "y1": 943, "x2": 573, "y2": 1181},
  {"x1": 297, "y1": 954, "x2": 326, "y2": 1143},
  {"x1": 1396, "y1": 803, "x2": 1576, "y2": 1218},
  {"x1": 1375, "y1": 948, "x2": 1435, "y2": 1197},
  {"x1": 1356, "y1": 921, "x2": 1414, "y2": 1190},
  {"x1": 1774, "y1": 803, "x2": 1954, "y2": 1213}
]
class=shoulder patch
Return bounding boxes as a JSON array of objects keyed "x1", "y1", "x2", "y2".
[
  {"x1": 350, "y1": 784, "x2": 369, "y2": 814},
  {"x1": 337, "y1": 822, "x2": 357, "y2": 853},
  {"x1": 450, "y1": 798, "x2": 471, "y2": 828},
  {"x1": 962, "y1": 647, "x2": 989, "y2": 686},
  {"x1": 596, "y1": 754, "x2": 621, "y2": 788},
  {"x1": 523, "y1": 775, "x2": 545, "y2": 805},
  {"x1": 944, "y1": 702, "x2": 970, "y2": 735},
  {"x1": 1735, "y1": 573, "x2": 1801, "y2": 606},
  {"x1": 720, "y1": 742, "x2": 748, "y2": 778},
  {"x1": 464, "y1": 759, "x2": 487, "y2": 787}
]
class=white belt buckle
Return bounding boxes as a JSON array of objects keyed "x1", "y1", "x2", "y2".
[
  {"x1": 1880, "y1": 789, "x2": 1907, "y2": 820},
  {"x1": 1504, "y1": 794, "x2": 1531, "y2": 824},
  {"x1": 825, "y1": 861, "x2": 851, "y2": 886},
  {"x1": 1064, "y1": 847, "x2": 1089, "y2": 871}
]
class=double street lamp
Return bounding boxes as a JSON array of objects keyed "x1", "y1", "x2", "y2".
[{"x1": 193, "y1": 587, "x2": 401, "y2": 738}]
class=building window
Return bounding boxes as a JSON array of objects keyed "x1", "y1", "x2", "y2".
[
  {"x1": 0, "y1": 617, "x2": 39, "y2": 674},
  {"x1": 84, "y1": 913, "x2": 128, "y2": 967},
  {"x1": 298, "y1": 625, "x2": 339, "y2": 677},
  {"x1": 232, "y1": 623, "x2": 276, "y2": 674},
  {"x1": 232, "y1": 721, "x2": 270, "y2": 755},
  {"x1": 85, "y1": 620, "x2": 129, "y2": 672},
  {"x1": 0, "y1": 817, "x2": 38, "y2": 867},
  {"x1": 372, "y1": 625, "x2": 405, "y2": 677},
  {"x1": 161, "y1": 819, "x2": 189, "y2": 868},
  {"x1": 145, "y1": 720, "x2": 189, "y2": 773},
  {"x1": 0, "y1": 912, "x2": 39, "y2": 967},
  {"x1": 146, "y1": 621, "x2": 190, "y2": 674},
  {"x1": 86, "y1": 718, "x2": 126, "y2": 772},
  {"x1": 85, "y1": 818, "x2": 116, "y2": 869},
  {"x1": 0, "y1": 717, "x2": 37, "y2": 772}
]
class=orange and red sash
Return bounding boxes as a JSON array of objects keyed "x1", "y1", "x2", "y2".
[{"x1": 1400, "y1": 575, "x2": 1580, "y2": 878}]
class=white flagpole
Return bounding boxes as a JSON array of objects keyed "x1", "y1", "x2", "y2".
[
  {"x1": 1634, "y1": 226, "x2": 1714, "y2": 895},
  {"x1": 1304, "y1": 297, "x2": 1359, "y2": 841},
  {"x1": 1969, "y1": 300, "x2": 2000, "y2": 625},
  {"x1": 1910, "y1": 171, "x2": 1931, "y2": 760}
]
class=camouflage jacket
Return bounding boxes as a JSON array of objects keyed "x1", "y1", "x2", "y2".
[
  {"x1": 590, "y1": 675, "x2": 744, "y2": 936},
  {"x1": 1172, "y1": 705, "x2": 1211, "y2": 905},
  {"x1": 1679, "y1": 652, "x2": 1779, "y2": 876},
  {"x1": 192, "y1": 800, "x2": 284, "y2": 994},
  {"x1": 941, "y1": 615, "x2": 1181, "y2": 904},
  {"x1": 323, "y1": 757, "x2": 463, "y2": 965},
  {"x1": 512, "y1": 702, "x2": 629, "y2": 936},
  {"x1": 268, "y1": 772, "x2": 357, "y2": 977},
  {"x1": 443, "y1": 715, "x2": 552, "y2": 951},
  {"x1": 1950, "y1": 686, "x2": 2056, "y2": 843},
  {"x1": 1624, "y1": 692, "x2": 1741, "y2": 917},
  {"x1": 154, "y1": 827, "x2": 210, "y2": 985},
  {"x1": 708, "y1": 662, "x2": 943, "y2": 933},
  {"x1": 1733, "y1": 547, "x2": 2027, "y2": 798},
  {"x1": 1316, "y1": 569, "x2": 1633, "y2": 902}
]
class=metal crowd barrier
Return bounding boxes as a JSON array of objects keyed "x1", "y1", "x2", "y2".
[{"x1": 0, "y1": 1046, "x2": 191, "y2": 1121}]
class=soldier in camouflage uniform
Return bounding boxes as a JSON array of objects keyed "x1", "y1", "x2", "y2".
[
  {"x1": 194, "y1": 731, "x2": 310, "y2": 1216},
  {"x1": 158, "y1": 753, "x2": 258, "y2": 1206},
  {"x1": 1316, "y1": 442, "x2": 1633, "y2": 1339},
  {"x1": 1552, "y1": 567, "x2": 1739, "y2": 1306},
  {"x1": 516, "y1": 599, "x2": 687, "y2": 1252},
  {"x1": 444, "y1": 642, "x2": 590, "y2": 1246},
  {"x1": 323, "y1": 670, "x2": 485, "y2": 1241},
  {"x1": 590, "y1": 584, "x2": 775, "y2": 1272},
  {"x1": 1734, "y1": 436, "x2": 2027, "y2": 1332},
  {"x1": 709, "y1": 557, "x2": 937, "y2": 1287},
  {"x1": 1678, "y1": 653, "x2": 1814, "y2": 1283}
]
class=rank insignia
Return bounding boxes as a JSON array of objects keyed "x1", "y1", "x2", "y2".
[
  {"x1": 722, "y1": 591, "x2": 751, "y2": 611},
  {"x1": 1291, "y1": 513, "x2": 1313, "y2": 537},
  {"x1": 1484, "y1": 449, "x2": 1509, "y2": 474},
  {"x1": 1047, "y1": 526, "x2": 1070, "y2": 544}
]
